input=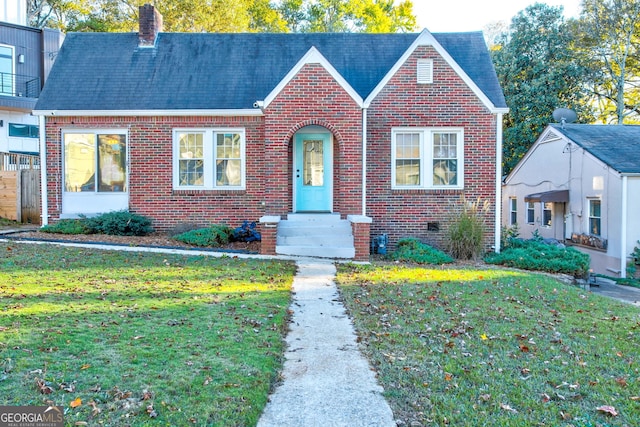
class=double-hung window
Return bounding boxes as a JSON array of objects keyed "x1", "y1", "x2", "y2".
[
  {"x1": 526, "y1": 202, "x2": 535, "y2": 224},
  {"x1": 589, "y1": 199, "x2": 601, "y2": 236},
  {"x1": 392, "y1": 128, "x2": 463, "y2": 189},
  {"x1": 173, "y1": 129, "x2": 245, "y2": 190},
  {"x1": 509, "y1": 198, "x2": 517, "y2": 225},
  {"x1": 542, "y1": 202, "x2": 552, "y2": 227}
]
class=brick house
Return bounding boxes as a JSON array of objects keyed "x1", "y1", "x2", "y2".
[{"x1": 33, "y1": 5, "x2": 507, "y2": 260}]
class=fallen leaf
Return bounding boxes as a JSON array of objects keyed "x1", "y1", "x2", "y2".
[
  {"x1": 596, "y1": 405, "x2": 618, "y2": 416},
  {"x1": 479, "y1": 394, "x2": 491, "y2": 402},
  {"x1": 444, "y1": 373, "x2": 453, "y2": 381},
  {"x1": 480, "y1": 334, "x2": 488, "y2": 340},
  {"x1": 630, "y1": 396, "x2": 639, "y2": 401},
  {"x1": 541, "y1": 393, "x2": 551, "y2": 403},
  {"x1": 615, "y1": 377, "x2": 628, "y2": 388},
  {"x1": 500, "y1": 403, "x2": 518, "y2": 413},
  {"x1": 70, "y1": 397, "x2": 82, "y2": 408},
  {"x1": 519, "y1": 344, "x2": 529, "y2": 352},
  {"x1": 88, "y1": 401, "x2": 101, "y2": 417},
  {"x1": 80, "y1": 364, "x2": 91, "y2": 370}
]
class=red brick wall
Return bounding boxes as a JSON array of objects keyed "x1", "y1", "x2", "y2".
[
  {"x1": 44, "y1": 115, "x2": 266, "y2": 231},
  {"x1": 263, "y1": 63, "x2": 363, "y2": 217},
  {"x1": 366, "y1": 46, "x2": 497, "y2": 251}
]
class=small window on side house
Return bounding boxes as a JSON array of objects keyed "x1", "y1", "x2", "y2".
[
  {"x1": 417, "y1": 59, "x2": 433, "y2": 84},
  {"x1": 509, "y1": 198, "x2": 517, "y2": 225},
  {"x1": 589, "y1": 199, "x2": 601, "y2": 236},
  {"x1": 542, "y1": 202, "x2": 552, "y2": 227},
  {"x1": 526, "y1": 202, "x2": 535, "y2": 224}
]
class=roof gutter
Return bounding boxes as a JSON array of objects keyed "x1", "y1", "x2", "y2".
[{"x1": 32, "y1": 109, "x2": 264, "y2": 117}]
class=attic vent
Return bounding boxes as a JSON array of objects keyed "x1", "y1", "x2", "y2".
[
  {"x1": 417, "y1": 59, "x2": 433, "y2": 84},
  {"x1": 541, "y1": 130, "x2": 561, "y2": 143}
]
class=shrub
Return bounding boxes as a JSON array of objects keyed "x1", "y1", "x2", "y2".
[
  {"x1": 446, "y1": 197, "x2": 489, "y2": 260},
  {"x1": 485, "y1": 240, "x2": 590, "y2": 278},
  {"x1": 173, "y1": 225, "x2": 233, "y2": 247},
  {"x1": 500, "y1": 223, "x2": 520, "y2": 249},
  {"x1": 84, "y1": 211, "x2": 154, "y2": 236},
  {"x1": 232, "y1": 220, "x2": 261, "y2": 242},
  {"x1": 390, "y1": 238, "x2": 454, "y2": 264},
  {"x1": 40, "y1": 219, "x2": 92, "y2": 235}
]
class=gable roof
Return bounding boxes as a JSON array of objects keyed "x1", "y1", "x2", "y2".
[
  {"x1": 550, "y1": 124, "x2": 640, "y2": 174},
  {"x1": 34, "y1": 31, "x2": 506, "y2": 114}
]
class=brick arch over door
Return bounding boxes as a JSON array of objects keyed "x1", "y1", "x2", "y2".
[{"x1": 284, "y1": 119, "x2": 360, "y2": 217}]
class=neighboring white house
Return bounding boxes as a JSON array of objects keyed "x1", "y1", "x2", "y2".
[{"x1": 502, "y1": 124, "x2": 640, "y2": 278}]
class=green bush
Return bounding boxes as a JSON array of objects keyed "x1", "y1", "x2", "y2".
[
  {"x1": 390, "y1": 238, "x2": 454, "y2": 264},
  {"x1": 84, "y1": 211, "x2": 154, "y2": 236},
  {"x1": 172, "y1": 225, "x2": 233, "y2": 247},
  {"x1": 484, "y1": 240, "x2": 590, "y2": 278},
  {"x1": 447, "y1": 197, "x2": 489, "y2": 260},
  {"x1": 40, "y1": 219, "x2": 92, "y2": 235},
  {"x1": 500, "y1": 223, "x2": 520, "y2": 249}
]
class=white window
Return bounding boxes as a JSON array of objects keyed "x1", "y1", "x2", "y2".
[
  {"x1": 589, "y1": 199, "x2": 601, "y2": 236},
  {"x1": 392, "y1": 128, "x2": 463, "y2": 189},
  {"x1": 417, "y1": 59, "x2": 433, "y2": 84},
  {"x1": 509, "y1": 198, "x2": 517, "y2": 225},
  {"x1": 526, "y1": 202, "x2": 535, "y2": 224},
  {"x1": 542, "y1": 202, "x2": 552, "y2": 227},
  {"x1": 64, "y1": 131, "x2": 127, "y2": 193},
  {"x1": 173, "y1": 129, "x2": 245, "y2": 190}
]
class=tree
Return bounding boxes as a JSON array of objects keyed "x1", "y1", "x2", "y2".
[
  {"x1": 29, "y1": 0, "x2": 415, "y2": 33},
  {"x1": 491, "y1": 3, "x2": 590, "y2": 174},
  {"x1": 279, "y1": 0, "x2": 416, "y2": 33},
  {"x1": 573, "y1": 0, "x2": 640, "y2": 123}
]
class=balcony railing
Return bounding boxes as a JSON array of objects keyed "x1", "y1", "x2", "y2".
[
  {"x1": 0, "y1": 72, "x2": 41, "y2": 98},
  {"x1": 0, "y1": 152, "x2": 40, "y2": 171}
]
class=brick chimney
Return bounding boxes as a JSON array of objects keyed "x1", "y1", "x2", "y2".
[{"x1": 139, "y1": 4, "x2": 163, "y2": 47}]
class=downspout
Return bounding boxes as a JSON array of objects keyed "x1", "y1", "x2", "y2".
[
  {"x1": 362, "y1": 107, "x2": 367, "y2": 215},
  {"x1": 494, "y1": 113, "x2": 503, "y2": 253},
  {"x1": 38, "y1": 114, "x2": 48, "y2": 226},
  {"x1": 620, "y1": 175, "x2": 628, "y2": 278}
]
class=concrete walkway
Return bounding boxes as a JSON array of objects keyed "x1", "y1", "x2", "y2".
[
  {"x1": 257, "y1": 260, "x2": 395, "y2": 427},
  {"x1": 589, "y1": 276, "x2": 640, "y2": 307}
]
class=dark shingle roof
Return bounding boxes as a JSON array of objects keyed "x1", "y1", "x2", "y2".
[
  {"x1": 551, "y1": 123, "x2": 640, "y2": 174},
  {"x1": 35, "y1": 31, "x2": 506, "y2": 111}
]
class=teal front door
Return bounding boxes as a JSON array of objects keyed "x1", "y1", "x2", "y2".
[{"x1": 294, "y1": 133, "x2": 332, "y2": 212}]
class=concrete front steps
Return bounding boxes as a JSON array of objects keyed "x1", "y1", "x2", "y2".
[{"x1": 276, "y1": 214, "x2": 355, "y2": 259}]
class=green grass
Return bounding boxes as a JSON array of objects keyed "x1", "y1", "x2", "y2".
[
  {"x1": 337, "y1": 263, "x2": 640, "y2": 427},
  {"x1": 0, "y1": 242, "x2": 295, "y2": 426}
]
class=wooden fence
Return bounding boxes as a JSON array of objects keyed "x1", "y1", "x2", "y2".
[{"x1": 0, "y1": 152, "x2": 41, "y2": 224}]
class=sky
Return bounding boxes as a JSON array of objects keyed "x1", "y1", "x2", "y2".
[{"x1": 413, "y1": 0, "x2": 583, "y2": 32}]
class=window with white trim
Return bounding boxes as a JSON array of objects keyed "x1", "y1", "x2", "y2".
[
  {"x1": 509, "y1": 198, "x2": 517, "y2": 225},
  {"x1": 173, "y1": 129, "x2": 245, "y2": 190},
  {"x1": 392, "y1": 128, "x2": 463, "y2": 189},
  {"x1": 589, "y1": 199, "x2": 601, "y2": 236},
  {"x1": 542, "y1": 202, "x2": 552, "y2": 227},
  {"x1": 526, "y1": 202, "x2": 535, "y2": 224}
]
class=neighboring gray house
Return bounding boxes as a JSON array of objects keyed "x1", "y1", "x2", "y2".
[
  {"x1": 503, "y1": 124, "x2": 640, "y2": 277},
  {"x1": 0, "y1": 0, "x2": 63, "y2": 155}
]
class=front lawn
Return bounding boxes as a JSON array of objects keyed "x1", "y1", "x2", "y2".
[
  {"x1": 0, "y1": 242, "x2": 295, "y2": 426},
  {"x1": 337, "y1": 263, "x2": 640, "y2": 426}
]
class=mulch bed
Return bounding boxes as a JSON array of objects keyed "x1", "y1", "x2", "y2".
[{"x1": 2, "y1": 230, "x2": 261, "y2": 254}]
